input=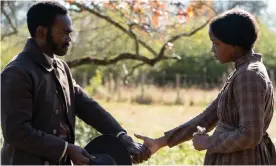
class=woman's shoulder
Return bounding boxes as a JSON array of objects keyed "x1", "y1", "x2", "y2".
[
  {"x1": 237, "y1": 60, "x2": 268, "y2": 79},
  {"x1": 234, "y1": 61, "x2": 270, "y2": 89}
]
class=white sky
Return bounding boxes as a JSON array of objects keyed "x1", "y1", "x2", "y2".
[{"x1": 267, "y1": 0, "x2": 276, "y2": 13}]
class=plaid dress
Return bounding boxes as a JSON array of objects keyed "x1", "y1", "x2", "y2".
[{"x1": 164, "y1": 53, "x2": 276, "y2": 165}]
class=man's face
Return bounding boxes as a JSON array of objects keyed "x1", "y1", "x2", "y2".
[{"x1": 46, "y1": 14, "x2": 73, "y2": 56}]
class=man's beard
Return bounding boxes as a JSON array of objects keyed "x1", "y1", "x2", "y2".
[
  {"x1": 46, "y1": 27, "x2": 59, "y2": 54},
  {"x1": 46, "y1": 27, "x2": 68, "y2": 56}
]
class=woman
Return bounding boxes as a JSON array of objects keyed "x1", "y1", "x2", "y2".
[{"x1": 135, "y1": 9, "x2": 276, "y2": 165}]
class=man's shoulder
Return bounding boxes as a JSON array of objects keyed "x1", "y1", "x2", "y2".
[
  {"x1": 1, "y1": 53, "x2": 34, "y2": 86},
  {"x1": 2, "y1": 52, "x2": 33, "y2": 72}
]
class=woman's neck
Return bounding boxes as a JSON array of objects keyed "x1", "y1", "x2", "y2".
[{"x1": 232, "y1": 49, "x2": 251, "y2": 62}]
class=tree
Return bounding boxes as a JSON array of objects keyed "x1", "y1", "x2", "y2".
[
  {"x1": 65, "y1": 0, "x2": 268, "y2": 81},
  {"x1": 1, "y1": 0, "x2": 269, "y2": 81}
]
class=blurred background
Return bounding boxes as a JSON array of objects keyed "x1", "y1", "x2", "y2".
[{"x1": 1, "y1": 0, "x2": 276, "y2": 164}]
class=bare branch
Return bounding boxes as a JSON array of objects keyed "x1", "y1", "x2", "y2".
[
  {"x1": 129, "y1": 23, "x2": 139, "y2": 55},
  {"x1": 121, "y1": 55, "x2": 180, "y2": 84},
  {"x1": 1, "y1": 30, "x2": 18, "y2": 40},
  {"x1": 1, "y1": 3, "x2": 18, "y2": 40},
  {"x1": 70, "y1": 2, "x2": 158, "y2": 56},
  {"x1": 153, "y1": 18, "x2": 212, "y2": 64},
  {"x1": 66, "y1": 52, "x2": 152, "y2": 68},
  {"x1": 7, "y1": 1, "x2": 17, "y2": 27},
  {"x1": 168, "y1": 18, "x2": 212, "y2": 43},
  {"x1": 162, "y1": 55, "x2": 182, "y2": 61},
  {"x1": 123, "y1": 63, "x2": 145, "y2": 84},
  {"x1": 90, "y1": 2, "x2": 102, "y2": 13},
  {"x1": 66, "y1": 49, "x2": 181, "y2": 68},
  {"x1": 64, "y1": 2, "x2": 213, "y2": 69},
  {"x1": 1, "y1": 4, "x2": 16, "y2": 31}
]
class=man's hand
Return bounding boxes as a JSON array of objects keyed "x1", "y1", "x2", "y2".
[
  {"x1": 119, "y1": 134, "x2": 151, "y2": 164},
  {"x1": 66, "y1": 143, "x2": 93, "y2": 165},
  {"x1": 135, "y1": 134, "x2": 166, "y2": 155}
]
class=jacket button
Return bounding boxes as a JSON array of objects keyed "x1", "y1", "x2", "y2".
[
  {"x1": 53, "y1": 129, "x2": 57, "y2": 135},
  {"x1": 45, "y1": 161, "x2": 49, "y2": 165},
  {"x1": 55, "y1": 109, "x2": 59, "y2": 114},
  {"x1": 56, "y1": 90, "x2": 58, "y2": 94}
]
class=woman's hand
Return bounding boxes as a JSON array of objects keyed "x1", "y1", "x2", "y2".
[
  {"x1": 192, "y1": 126, "x2": 210, "y2": 151},
  {"x1": 135, "y1": 134, "x2": 167, "y2": 155}
]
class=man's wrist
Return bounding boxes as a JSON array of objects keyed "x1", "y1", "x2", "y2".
[
  {"x1": 66, "y1": 143, "x2": 73, "y2": 155},
  {"x1": 58, "y1": 141, "x2": 68, "y2": 163}
]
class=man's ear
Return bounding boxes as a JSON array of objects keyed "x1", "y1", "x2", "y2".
[{"x1": 36, "y1": 26, "x2": 48, "y2": 39}]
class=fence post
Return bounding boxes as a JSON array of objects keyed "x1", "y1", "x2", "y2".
[
  {"x1": 108, "y1": 72, "x2": 112, "y2": 93},
  {"x1": 203, "y1": 67, "x2": 208, "y2": 89},
  {"x1": 116, "y1": 74, "x2": 122, "y2": 101},
  {"x1": 175, "y1": 73, "x2": 181, "y2": 104},
  {"x1": 106, "y1": 72, "x2": 113, "y2": 101},
  {"x1": 162, "y1": 71, "x2": 166, "y2": 86},
  {"x1": 82, "y1": 72, "x2": 88, "y2": 87},
  {"x1": 140, "y1": 74, "x2": 146, "y2": 100}
]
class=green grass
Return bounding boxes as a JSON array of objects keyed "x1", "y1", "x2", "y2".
[
  {"x1": 1, "y1": 96, "x2": 275, "y2": 165},
  {"x1": 144, "y1": 144, "x2": 205, "y2": 165},
  {"x1": 79, "y1": 100, "x2": 276, "y2": 164}
]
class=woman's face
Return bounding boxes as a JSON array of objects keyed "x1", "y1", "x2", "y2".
[{"x1": 208, "y1": 28, "x2": 235, "y2": 64}]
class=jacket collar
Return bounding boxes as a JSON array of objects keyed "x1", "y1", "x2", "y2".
[
  {"x1": 22, "y1": 38, "x2": 66, "y2": 72},
  {"x1": 234, "y1": 50, "x2": 263, "y2": 69},
  {"x1": 22, "y1": 38, "x2": 54, "y2": 72}
]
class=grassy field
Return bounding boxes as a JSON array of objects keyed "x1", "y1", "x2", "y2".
[
  {"x1": 78, "y1": 86, "x2": 276, "y2": 165},
  {"x1": 1, "y1": 87, "x2": 275, "y2": 165},
  {"x1": 96, "y1": 101, "x2": 276, "y2": 165}
]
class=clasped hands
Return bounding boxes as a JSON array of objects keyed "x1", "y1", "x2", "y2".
[
  {"x1": 67, "y1": 126, "x2": 210, "y2": 165},
  {"x1": 135, "y1": 126, "x2": 211, "y2": 157}
]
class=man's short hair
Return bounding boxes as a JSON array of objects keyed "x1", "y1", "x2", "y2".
[{"x1": 27, "y1": 1, "x2": 68, "y2": 38}]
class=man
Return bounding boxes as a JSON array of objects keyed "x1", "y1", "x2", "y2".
[{"x1": 1, "y1": 1, "x2": 150, "y2": 165}]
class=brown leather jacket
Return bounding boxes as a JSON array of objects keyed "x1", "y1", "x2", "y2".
[{"x1": 1, "y1": 38, "x2": 125, "y2": 165}]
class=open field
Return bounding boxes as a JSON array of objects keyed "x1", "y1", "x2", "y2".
[
  {"x1": 83, "y1": 86, "x2": 276, "y2": 164},
  {"x1": 97, "y1": 100, "x2": 276, "y2": 165},
  {"x1": 1, "y1": 87, "x2": 275, "y2": 165}
]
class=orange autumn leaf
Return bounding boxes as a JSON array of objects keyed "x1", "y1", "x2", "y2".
[
  {"x1": 185, "y1": 5, "x2": 194, "y2": 18},
  {"x1": 154, "y1": 9, "x2": 161, "y2": 16},
  {"x1": 152, "y1": 14, "x2": 159, "y2": 28},
  {"x1": 67, "y1": 0, "x2": 74, "y2": 4},
  {"x1": 133, "y1": 6, "x2": 141, "y2": 13},
  {"x1": 159, "y1": 2, "x2": 165, "y2": 9},
  {"x1": 104, "y1": 2, "x2": 115, "y2": 9}
]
